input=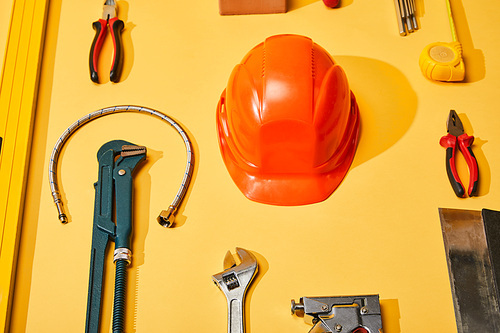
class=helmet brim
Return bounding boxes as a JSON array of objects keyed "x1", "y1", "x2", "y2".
[{"x1": 217, "y1": 91, "x2": 360, "y2": 206}]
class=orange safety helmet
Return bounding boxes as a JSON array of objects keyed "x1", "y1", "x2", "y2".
[{"x1": 217, "y1": 34, "x2": 360, "y2": 206}]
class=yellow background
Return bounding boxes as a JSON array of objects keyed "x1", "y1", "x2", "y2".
[
  {"x1": 0, "y1": 3, "x2": 10, "y2": 52},
  {"x1": 5, "y1": 0, "x2": 500, "y2": 332}
]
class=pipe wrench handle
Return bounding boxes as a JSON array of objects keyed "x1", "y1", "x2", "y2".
[
  {"x1": 86, "y1": 147, "x2": 117, "y2": 333},
  {"x1": 85, "y1": 231, "x2": 110, "y2": 333}
]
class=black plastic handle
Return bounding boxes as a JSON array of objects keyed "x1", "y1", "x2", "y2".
[
  {"x1": 466, "y1": 146, "x2": 479, "y2": 196},
  {"x1": 89, "y1": 19, "x2": 107, "y2": 83},
  {"x1": 109, "y1": 17, "x2": 124, "y2": 83},
  {"x1": 445, "y1": 146, "x2": 465, "y2": 198},
  {"x1": 457, "y1": 134, "x2": 479, "y2": 196}
]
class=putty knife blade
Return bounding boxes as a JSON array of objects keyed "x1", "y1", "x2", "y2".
[{"x1": 439, "y1": 208, "x2": 500, "y2": 333}]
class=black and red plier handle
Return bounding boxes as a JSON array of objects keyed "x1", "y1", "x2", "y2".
[
  {"x1": 440, "y1": 133, "x2": 479, "y2": 197},
  {"x1": 89, "y1": 15, "x2": 124, "y2": 83}
]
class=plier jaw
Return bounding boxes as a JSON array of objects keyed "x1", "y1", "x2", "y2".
[
  {"x1": 440, "y1": 110, "x2": 479, "y2": 197},
  {"x1": 102, "y1": 0, "x2": 117, "y2": 20},
  {"x1": 89, "y1": 0, "x2": 124, "y2": 83}
]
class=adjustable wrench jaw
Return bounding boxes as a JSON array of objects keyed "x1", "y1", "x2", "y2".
[
  {"x1": 212, "y1": 248, "x2": 258, "y2": 333},
  {"x1": 86, "y1": 140, "x2": 146, "y2": 333},
  {"x1": 213, "y1": 248, "x2": 258, "y2": 296}
]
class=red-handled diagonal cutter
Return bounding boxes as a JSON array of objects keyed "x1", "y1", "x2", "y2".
[
  {"x1": 89, "y1": 0, "x2": 124, "y2": 83},
  {"x1": 439, "y1": 110, "x2": 479, "y2": 197}
]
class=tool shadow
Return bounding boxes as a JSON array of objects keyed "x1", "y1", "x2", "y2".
[
  {"x1": 122, "y1": 148, "x2": 161, "y2": 333},
  {"x1": 245, "y1": 250, "x2": 269, "y2": 333},
  {"x1": 414, "y1": 0, "x2": 425, "y2": 17},
  {"x1": 451, "y1": 0, "x2": 485, "y2": 83},
  {"x1": 118, "y1": 1, "x2": 134, "y2": 82},
  {"x1": 126, "y1": 128, "x2": 199, "y2": 331},
  {"x1": 454, "y1": 113, "x2": 490, "y2": 196},
  {"x1": 334, "y1": 56, "x2": 417, "y2": 168},
  {"x1": 380, "y1": 299, "x2": 402, "y2": 333}
]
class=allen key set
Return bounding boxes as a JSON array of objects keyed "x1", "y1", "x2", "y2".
[{"x1": 393, "y1": 0, "x2": 418, "y2": 36}]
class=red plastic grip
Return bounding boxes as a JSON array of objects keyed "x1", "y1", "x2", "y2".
[
  {"x1": 89, "y1": 19, "x2": 108, "y2": 83},
  {"x1": 458, "y1": 134, "x2": 479, "y2": 196},
  {"x1": 440, "y1": 134, "x2": 465, "y2": 197},
  {"x1": 439, "y1": 133, "x2": 456, "y2": 149}
]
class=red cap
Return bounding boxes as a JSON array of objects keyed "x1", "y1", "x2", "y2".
[{"x1": 323, "y1": 0, "x2": 340, "y2": 7}]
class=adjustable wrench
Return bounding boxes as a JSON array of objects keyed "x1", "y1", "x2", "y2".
[
  {"x1": 212, "y1": 248, "x2": 258, "y2": 333},
  {"x1": 86, "y1": 140, "x2": 146, "y2": 333}
]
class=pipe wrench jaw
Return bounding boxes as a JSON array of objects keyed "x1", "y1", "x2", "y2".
[
  {"x1": 93, "y1": 141, "x2": 146, "y2": 249},
  {"x1": 120, "y1": 144, "x2": 146, "y2": 157},
  {"x1": 95, "y1": 141, "x2": 146, "y2": 159}
]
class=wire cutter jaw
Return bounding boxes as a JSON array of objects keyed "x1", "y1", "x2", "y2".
[
  {"x1": 102, "y1": 0, "x2": 117, "y2": 20},
  {"x1": 446, "y1": 109, "x2": 465, "y2": 137}
]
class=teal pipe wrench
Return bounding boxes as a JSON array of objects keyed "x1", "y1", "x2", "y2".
[{"x1": 86, "y1": 140, "x2": 146, "y2": 333}]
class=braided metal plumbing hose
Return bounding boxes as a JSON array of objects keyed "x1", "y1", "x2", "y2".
[{"x1": 49, "y1": 105, "x2": 194, "y2": 227}]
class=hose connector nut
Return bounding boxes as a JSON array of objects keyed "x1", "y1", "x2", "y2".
[
  {"x1": 59, "y1": 214, "x2": 68, "y2": 224},
  {"x1": 157, "y1": 205, "x2": 176, "y2": 228},
  {"x1": 114, "y1": 248, "x2": 132, "y2": 265}
]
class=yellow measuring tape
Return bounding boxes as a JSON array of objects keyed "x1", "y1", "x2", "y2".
[
  {"x1": 0, "y1": 0, "x2": 49, "y2": 330},
  {"x1": 418, "y1": 0, "x2": 465, "y2": 82}
]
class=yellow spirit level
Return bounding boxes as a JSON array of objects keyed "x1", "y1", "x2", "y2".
[{"x1": 0, "y1": 0, "x2": 49, "y2": 330}]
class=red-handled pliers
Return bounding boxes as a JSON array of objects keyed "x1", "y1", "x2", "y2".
[
  {"x1": 89, "y1": 0, "x2": 124, "y2": 83},
  {"x1": 439, "y1": 110, "x2": 479, "y2": 197}
]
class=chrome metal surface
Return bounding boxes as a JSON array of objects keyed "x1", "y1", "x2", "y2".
[
  {"x1": 212, "y1": 248, "x2": 258, "y2": 333},
  {"x1": 113, "y1": 248, "x2": 132, "y2": 264},
  {"x1": 291, "y1": 295, "x2": 383, "y2": 333},
  {"x1": 439, "y1": 208, "x2": 500, "y2": 333}
]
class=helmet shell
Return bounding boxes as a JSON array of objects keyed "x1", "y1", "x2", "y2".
[{"x1": 217, "y1": 34, "x2": 359, "y2": 206}]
